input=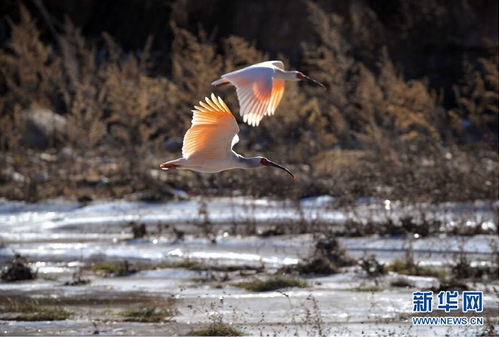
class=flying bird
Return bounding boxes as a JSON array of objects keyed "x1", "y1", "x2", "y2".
[
  {"x1": 212, "y1": 60, "x2": 326, "y2": 127},
  {"x1": 160, "y1": 94, "x2": 295, "y2": 179}
]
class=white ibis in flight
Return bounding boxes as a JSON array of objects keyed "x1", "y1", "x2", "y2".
[
  {"x1": 212, "y1": 60, "x2": 326, "y2": 127},
  {"x1": 160, "y1": 94, "x2": 295, "y2": 179}
]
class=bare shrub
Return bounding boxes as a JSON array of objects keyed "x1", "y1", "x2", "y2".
[
  {"x1": 359, "y1": 255, "x2": 387, "y2": 278},
  {"x1": 450, "y1": 50, "x2": 498, "y2": 143},
  {"x1": 171, "y1": 23, "x2": 222, "y2": 114},
  {"x1": 1, "y1": 254, "x2": 37, "y2": 282}
]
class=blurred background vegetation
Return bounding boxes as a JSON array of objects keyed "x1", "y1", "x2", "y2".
[{"x1": 0, "y1": 0, "x2": 497, "y2": 203}]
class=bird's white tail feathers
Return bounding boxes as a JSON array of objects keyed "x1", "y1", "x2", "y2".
[{"x1": 211, "y1": 78, "x2": 230, "y2": 87}]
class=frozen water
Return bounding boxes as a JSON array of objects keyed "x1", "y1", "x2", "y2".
[{"x1": 0, "y1": 197, "x2": 497, "y2": 336}]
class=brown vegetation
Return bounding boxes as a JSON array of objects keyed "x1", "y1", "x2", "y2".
[
  {"x1": 0, "y1": 298, "x2": 74, "y2": 321},
  {"x1": 0, "y1": 2, "x2": 496, "y2": 203},
  {"x1": 120, "y1": 303, "x2": 176, "y2": 323},
  {"x1": 1, "y1": 254, "x2": 37, "y2": 282}
]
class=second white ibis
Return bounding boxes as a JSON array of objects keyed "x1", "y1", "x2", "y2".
[{"x1": 212, "y1": 60, "x2": 326, "y2": 127}]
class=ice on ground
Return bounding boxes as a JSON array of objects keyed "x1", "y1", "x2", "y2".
[{"x1": 0, "y1": 197, "x2": 497, "y2": 336}]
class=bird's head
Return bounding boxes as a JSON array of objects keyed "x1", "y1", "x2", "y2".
[
  {"x1": 296, "y1": 72, "x2": 326, "y2": 91},
  {"x1": 259, "y1": 157, "x2": 295, "y2": 179}
]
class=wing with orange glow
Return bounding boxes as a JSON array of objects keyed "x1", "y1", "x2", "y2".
[
  {"x1": 267, "y1": 79, "x2": 285, "y2": 116},
  {"x1": 182, "y1": 94, "x2": 239, "y2": 160},
  {"x1": 222, "y1": 66, "x2": 286, "y2": 126},
  {"x1": 226, "y1": 67, "x2": 273, "y2": 126}
]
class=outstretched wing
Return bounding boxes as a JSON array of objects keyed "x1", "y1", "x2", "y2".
[
  {"x1": 217, "y1": 62, "x2": 286, "y2": 127},
  {"x1": 182, "y1": 94, "x2": 239, "y2": 160},
  {"x1": 267, "y1": 79, "x2": 285, "y2": 116}
]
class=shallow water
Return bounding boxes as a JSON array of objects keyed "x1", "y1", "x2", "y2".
[{"x1": 0, "y1": 197, "x2": 497, "y2": 336}]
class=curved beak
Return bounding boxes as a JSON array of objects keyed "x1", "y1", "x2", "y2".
[
  {"x1": 263, "y1": 160, "x2": 296, "y2": 179},
  {"x1": 298, "y1": 73, "x2": 326, "y2": 91}
]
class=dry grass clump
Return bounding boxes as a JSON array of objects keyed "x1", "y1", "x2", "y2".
[
  {"x1": 281, "y1": 234, "x2": 354, "y2": 276},
  {"x1": 1, "y1": 254, "x2": 37, "y2": 282},
  {"x1": 233, "y1": 276, "x2": 307, "y2": 292},
  {"x1": 63, "y1": 269, "x2": 90, "y2": 286},
  {"x1": 388, "y1": 258, "x2": 444, "y2": 278},
  {"x1": 188, "y1": 322, "x2": 245, "y2": 336},
  {"x1": 0, "y1": 298, "x2": 74, "y2": 321},
  {"x1": 120, "y1": 302, "x2": 176, "y2": 323},
  {"x1": 90, "y1": 261, "x2": 137, "y2": 277},
  {"x1": 311, "y1": 234, "x2": 355, "y2": 268},
  {"x1": 359, "y1": 255, "x2": 387, "y2": 278},
  {"x1": 293, "y1": 257, "x2": 340, "y2": 276},
  {"x1": 186, "y1": 297, "x2": 246, "y2": 336},
  {"x1": 450, "y1": 247, "x2": 498, "y2": 282}
]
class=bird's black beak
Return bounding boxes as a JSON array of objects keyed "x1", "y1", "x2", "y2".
[
  {"x1": 262, "y1": 159, "x2": 296, "y2": 179},
  {"x1": 297, "y1": 73, "x2": 326, "y2": 91}
]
